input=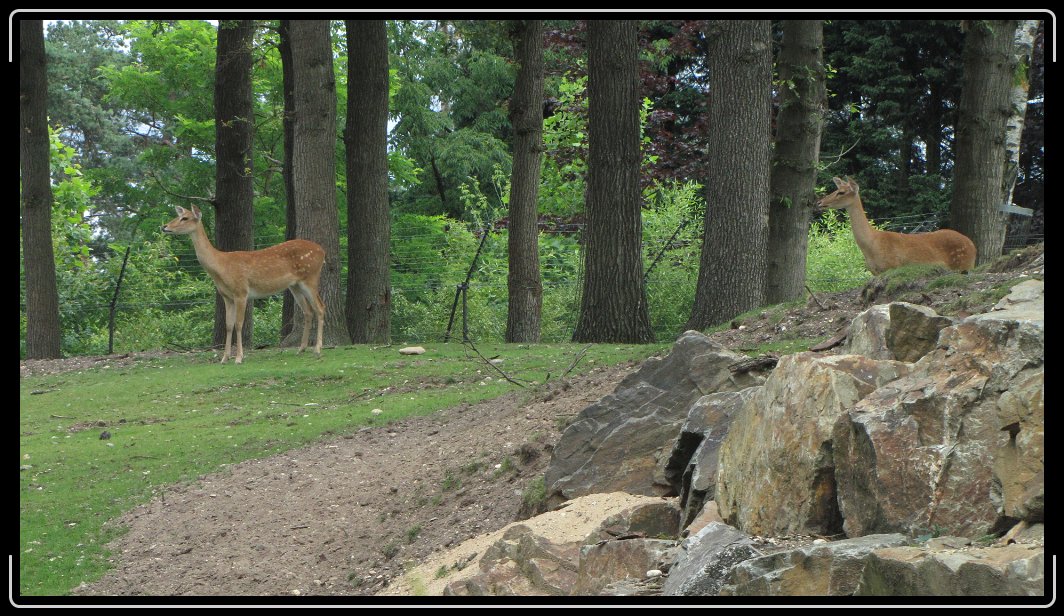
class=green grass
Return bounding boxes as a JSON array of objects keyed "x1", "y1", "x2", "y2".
[{"x1": 19, "y1": 341, "x2": 666, "y2": 597}]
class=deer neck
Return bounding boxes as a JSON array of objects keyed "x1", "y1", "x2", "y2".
[
  {"x1": 187, "y1": 223, "x2": 226, "y2": 274},
  {"x1": 845, "y1": 196, "x2": 879, "y2": 254}
]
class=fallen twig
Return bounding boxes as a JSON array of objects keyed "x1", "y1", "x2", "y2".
[
  {"x1": 805, "y1": 284, "x2": 827, "y2": 310},
  {"x1": 463, "y1": 339, "x2": 528, "y2": 388},
  {"x1": 809, "y1": 327, "x2": 849, "y2": 352},
  {"x1": 728, "y1": 354, "x2": 779, "y2": 374},
  {"x1": 560, "y1": 344, "x2": 593, "y2": 380}
]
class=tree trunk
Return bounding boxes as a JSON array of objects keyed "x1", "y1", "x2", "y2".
[
  {"x1": 285, "y1": 19, "x2": 351, "y2": 347},
  {"x1": 213, "y1": 19, "x2": 256, "y2": 349},
  {"x1": 344, "y1": 20, "x2": 391, "y2": 344},
  {"x1": 572, "y1": 20, "x2": 654, "y2": 344},
  {"x1": 764, "y1": 19, "x2": 825, "y2": 304},
  {"x1": 1001, "y1": 20, "x2": 1039, "y2": 212},
  {"x1": 949, "y1": 19, "x2": 1018, "y2": 265},
  {"x1": 20, "y1": 19, "x2": 63, "y2": 359},
  {"x1": 279, "y1": 20, "x2": 297, "y2": 341},
  {"x1": 687, "y1": 20, "x2": 772, "y2": 330},
  {"x1": 505, "y1": 20, "x2": 545, "y2": 343}
]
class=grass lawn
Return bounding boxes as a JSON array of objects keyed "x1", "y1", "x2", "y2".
[{"x1": 19, "y1": 341, "x2": 666, "y2": 597}]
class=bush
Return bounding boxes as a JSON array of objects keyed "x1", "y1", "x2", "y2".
[{"x1": 806, "y1": 209, "x2": 873, "y2": 292}]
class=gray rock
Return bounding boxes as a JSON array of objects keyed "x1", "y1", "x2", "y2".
[
  {"x1": 856, "y1": 543, "x2": 1044, "y2": 596},
  {"x1": 719, "y1": 534, "x2": 909, "y2": 596},
  {"x1": 545, "y1": 332, "x2": 763, "y2": 506},
  {"x1": 662, "y1": 522, "x2": 762, "y2": 596}
]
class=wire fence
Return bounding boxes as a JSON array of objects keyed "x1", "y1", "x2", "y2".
[{"x1": 21, "y1": 212, "x2": 1042, "y2": 356}]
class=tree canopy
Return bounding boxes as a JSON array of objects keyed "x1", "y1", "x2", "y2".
[{"x1": 21, "y1": 17, "x2": 1046, "y2": 357}]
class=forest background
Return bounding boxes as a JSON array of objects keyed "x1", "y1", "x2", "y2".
[{"x1": 18, "y1": 18, "x2": 1046, "y2": 358}]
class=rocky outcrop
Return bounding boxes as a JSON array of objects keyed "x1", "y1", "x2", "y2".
[
  {"x1": 544, "y1": 332, "x2": 766, "y2": 507},
  {"x1": 834, "y1": 283, "x2": 1044, "y2": 538},
  {"x1": 392, "y1": 277, "x2": 1044, "y2": 599},
  {"x1": 716, "y1": 354, "x2": 910, "y2": 536}
]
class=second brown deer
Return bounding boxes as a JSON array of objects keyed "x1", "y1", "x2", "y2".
[
  {"x1": 162, "y1": 205, "x2": 326, "y2": 364},
  {"x1": 816, "y1": 176, "x2": 976, "y2": 275}
]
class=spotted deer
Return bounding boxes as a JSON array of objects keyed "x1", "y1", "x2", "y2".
[{"x1": 162, "y1": 205, "x2": 325, "y2": 364}]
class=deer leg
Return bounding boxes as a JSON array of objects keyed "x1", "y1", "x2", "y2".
[
  {"x1": 221, "y1": 296, "x2": 236, "y2": 363},
  {"x1": 290, "y1": 287, "x2": 311, "y2": 353},
  {"x1": 234, "y1": 296, "x2": 248, "y2": 364},
  {"x1": 298, "y1": 281, "x2": 325, "y2": 357}
]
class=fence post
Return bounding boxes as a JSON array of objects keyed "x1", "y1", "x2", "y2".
[
  {"x1": 107, "y1": 223, "x2": 141, "y2": 354},
  {"x1": 444, "y1": 225, "x2": 492, "y2": 342},
  {"x1": 644, "y1": 219, "x2": 688, "y2": 282}
]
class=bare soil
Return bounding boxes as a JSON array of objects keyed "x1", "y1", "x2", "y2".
[{"x1": 26, "y1": 246, "x2": 1040, "y2": 598}]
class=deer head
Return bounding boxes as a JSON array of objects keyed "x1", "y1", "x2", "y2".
[
  {"x1": 816, "y1": 176, "x2": 861, "y2": 211},
  {"x1": 161, "y1": 205, "x2": 204, "y2": 235}
]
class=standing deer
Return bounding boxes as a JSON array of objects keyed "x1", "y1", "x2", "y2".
[
  {"x1": 162, "y1": 205, "x2": 325, "y2": 364},
  {"x1": 816, "y1": 176, "x2": 977, "y2": 275}
]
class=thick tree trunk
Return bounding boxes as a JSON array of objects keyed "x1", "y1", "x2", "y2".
[
  {"x1": 687, "y1": 20, "x2": 772, "y2": 330},
  {"x1": 344, "y1": 20, "x2": 392, "y2": 344},
  {"x1": 505, "y1": 20, "x2": 545, "y2": 343},
  {"x1": 285, "y1": 19, "x2": 351, "y2": 347},
  {"x1": 572, "y1": 20, "x2": 654, "y2": 344},
  {"x1": 949, "y1": 19, "x2": 1018, "y2": 265},
  {"x1": 764, "y1": 19, "x2": 825, "y2": 304},
  {"x1": 20, "y1": 19, "x2": 63, "y2": 359},
  {"x1": 279, "y1": 20, "x2": 298, "y2": 341},
  {"x1": 213, "y1": 19, "x2": 256, "y2": 349}
]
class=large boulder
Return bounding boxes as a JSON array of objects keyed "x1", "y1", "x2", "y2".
[
  {"x1": 545, "y1": 332, "x2": 764, "y2": 507},
  {"x1": 663, "y1": 387, "x2": 761, "y2": 531},
  {"x1": 856, "y1": 543, "x2": 1044, "y2": 596},
  {"x1": 573, "y1": 538, "x2": 675, "y2": 596},
  {"x1": 719, "y1": 534, "x2": 909, "y2": 596},
  {"x1": 834, "y1": 283, "x2": 1044, "y2": 538},
  {"x1": 716, "y1": 353, "x2": 910, "y2": 536}
]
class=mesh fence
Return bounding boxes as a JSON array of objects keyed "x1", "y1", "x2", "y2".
[{"x1": 21, "y1": 213, "x2": 1041, "y2": 356}]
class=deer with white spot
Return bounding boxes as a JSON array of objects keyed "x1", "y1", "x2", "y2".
[
  {"x1": 816, "y1": 176, "x2": 977, "y2": 275},
  {"x1": 162, "y1": 205, "x2": 325, "y2": 364}
]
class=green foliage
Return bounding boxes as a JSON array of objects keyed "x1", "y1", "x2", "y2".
[
  {"x1": 540, "y1": 73, "x2": 589, "y2": 217},
  {"x1": 642, "y1": 180, "x2": 705, "y2": 340},
  {"x1": 806, "y1": 209, "x2": 874, "y2": 292},
  {"x1": 521, "y1": 475, "x2": 547, "y2": 510}
]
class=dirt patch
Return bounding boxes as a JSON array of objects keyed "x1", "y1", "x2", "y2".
[
  {"x1": 70, "y1": 363, "x2": 639, "y2": 597},
  {"x1": 42, "y1": 245, "x2": 1042, "y2": 597}
]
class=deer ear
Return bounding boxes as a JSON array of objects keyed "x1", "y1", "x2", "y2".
[
  {"x1": 847, "y1": 177, "x2": 860, "y2": 191},
  {"x1": 832, "y1": 176, "x2": 845, "y2": 188},
  {"x1": 191, "y1": 205, "x2": 202, "y2": 220},
  {"x1": 175, "y1": 205, "x2": 188, "y2": 216}
]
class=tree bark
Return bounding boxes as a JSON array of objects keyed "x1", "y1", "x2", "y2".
[
  {"x1": 949, "y1": 19, "x2": 1018, "y2": 265},
  {"x1": 279, "y1": 20, "x2": 297, "y2": 340},
  {"x1": 285, "y1": 19, "x2": 351, "y2": 347},
  {"x1": 344, "y1": 20, "x2": 392, "y2": 344},
  {"x1": 20, "y1": 19, "x2": 63, "y2": 359},
  {"x1": 505, "y1": 20, "x2": 545, "y2": 343},
  {"x1": 1001, "y1": 20, "x2": 1039, "y2": 212},
  {"x1": 572, "y1": 20, "x2": 654, "y2": 344},
  {"x1": 687, "y1": 20, "x2": 772, "y2": 330},
  {"x1": 213, "y1": 19, "x2": 256, "y2": 349},
  {"x1": 764, "y1": 19, "x2": 825, "y2": 304}
]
